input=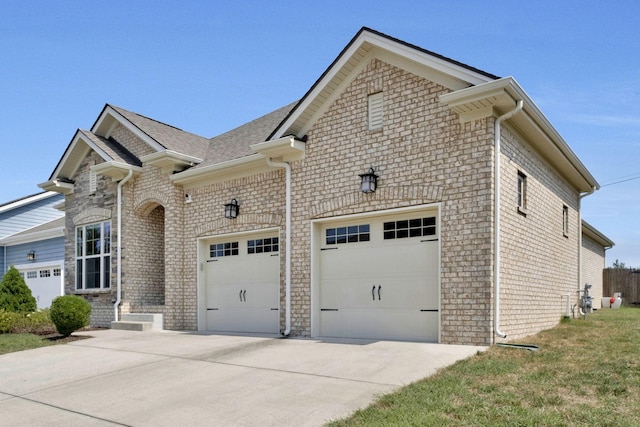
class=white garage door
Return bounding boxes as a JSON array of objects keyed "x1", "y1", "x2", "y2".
[
  {"x1": 204, "y1": 232, "x2": 280, "y2": 334},
  {"x1": 318, "y1": 210, "x2": 439, "y2": 341},
  {"x1": 21, "y1": 266, "x2": 62, "y2": 309}
]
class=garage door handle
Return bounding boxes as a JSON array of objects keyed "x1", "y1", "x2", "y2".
[
  {"x1": 378, "y1": 285, "x2": 381, "y2": 300},
  {"x1": 239, "y1": 289, "x2": 247, "y2": 302},
  {"x1": 372, "y1": 285, "x2": 376, "y2": 300}
]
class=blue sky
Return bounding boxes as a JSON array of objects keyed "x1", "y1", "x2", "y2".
[{"x1": 1, "y1": 1, "x2": 639, "y2": 267}]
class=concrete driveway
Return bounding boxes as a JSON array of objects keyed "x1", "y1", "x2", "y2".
[{"x1": 0, "y1": 330, "x2": 485, "y2": 426}]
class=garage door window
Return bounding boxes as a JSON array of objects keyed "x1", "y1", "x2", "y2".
[
  {"x1": 210, "y1": 242, "x2": 239, "y2": 257},
  {"x1": 40, "y1": 270, "x2": 51, "y2": 278},
  {"x1": 27, "y1": 271, "x2": 37, "y2": 279},
  {"x1": 383, "y1": 217, "x2": 436, "y2": 239},
  {"x1": 248, "y1": 237, "x2": 279, "y2": 254},
  {"x1": 326, "y1": 225, "x2": 370, "y2": 245}
]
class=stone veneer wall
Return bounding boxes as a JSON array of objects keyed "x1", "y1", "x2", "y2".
[{"x1": 64, "y1": 151, "x2": 117, "y2": 327}]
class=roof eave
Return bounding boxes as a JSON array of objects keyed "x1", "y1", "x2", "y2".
[
  {"x1": 171, "y1": 154, "x2": 267, "y2": 188},
  {"x1": 91, "y1": 162, "x2": 143, "y2": 181},
  {"x1": 250, "y1": 136, "x2": 306, "y2": 162},
  {"x1": 38, "y1": 179, "x2": 75, "y2": 195},
  {"x1": 582, "y1": 220, "x2": 615, "y2": 249},
  {"x1": 440, "y1": 77, "x2": 599, "y2": 193},
  {"x1": 141, "y1": 150, "x2": 203, "y2": 175},
  {"x1": 0, "y1": 225, "x2": 65, "y2": 246}
]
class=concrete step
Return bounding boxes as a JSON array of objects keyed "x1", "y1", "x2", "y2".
[
  {"x1": 121, "y1": 313, "x2": 163, "y2": 330},
  {"x1": 111, "y1": 313, "x2": 163, "y2": 332},
  {"x1": 111, "y1": 320, "x2": 153, "y2": 331}
]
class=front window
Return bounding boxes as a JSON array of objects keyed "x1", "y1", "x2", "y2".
[{"x1": 76, "y1": 221, "x2": 111, "y2": 290}]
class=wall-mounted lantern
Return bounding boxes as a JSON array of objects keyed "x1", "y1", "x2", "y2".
[
  {"x1": 224, "y1": 198, "x2": 240, "y2": 219},
  {"x1": 359, "y1": 167, "x2": 378, "y2": 193},
  {"x1": 27, "y1": 250, "x2": 36, "y2": 261}
]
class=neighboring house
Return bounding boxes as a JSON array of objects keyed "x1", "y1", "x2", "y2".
[
  {"x1": 0, "y1": 192, "x2": 65, "y2": 309},
  {"x1": 40, "y1": 27, "x2": 611, "y2": 345},
  {"x1": 581, "y1": 220, "x2": 614, "y2": 309}
]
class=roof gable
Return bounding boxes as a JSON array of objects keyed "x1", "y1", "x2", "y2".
[
  {"x1": 269, "y1": 27, "x2": 497, "y2": 139},
  {"x1": 94, "y1": 105, "x2": 210, "y2": 160}
]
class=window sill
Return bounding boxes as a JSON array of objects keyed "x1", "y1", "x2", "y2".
[
  {"x1": 74, "y1": 289, "x2": 112, "y2": 295},
  {"x1": 517, "y1": 206, "x2": 528, "y2": 217},
  {"x1": 563, "y1": 232, "x2": 569, "y2": 238}
]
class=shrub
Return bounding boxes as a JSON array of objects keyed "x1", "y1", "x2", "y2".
[
  {"x1": 0, "y1": 310, "x2": 21, "y2": 333},
  {"x1": 50, "y1": 295, "x2": 91, "y2": 337},
  {"x1": 0, "y1": 266, "x2": 37, "y2": 313},
  {"x1": 10, "y1": 309, "x2": 56, "y2": 335}
]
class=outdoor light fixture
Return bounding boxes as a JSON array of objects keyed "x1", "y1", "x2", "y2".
[
  {"x1": 359, "y1": 167, "x2": 378, "y2": 193},
  {"x1": 224, "y1": 198, "x2": 239, "y2": 219},
  {"x1": 27, "y1": 250, "x2": 36, "y2": 261}
]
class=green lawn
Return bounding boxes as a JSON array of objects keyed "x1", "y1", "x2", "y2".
[
  {"x1": 329, "y1": 308, "x2": 640, "y2": 426},
  {"x1": 0, "y1": 333, "x2": 60, "y2": 355}
]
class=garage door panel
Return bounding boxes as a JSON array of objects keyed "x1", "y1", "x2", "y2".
[
  {"x1": 207, "y1": 308, "x2": 279, "y2": 334},
  {"x1": 320, "y1": 309, "x2": 438, "y2": 341},
  {"x1": 318, "y1": 211, "x2": 439, "y2": 342},
  {"x1": 204, "y1": 232, "x2": 280, "y2": 334},
  {"x1": 320, "y1": 280, "x2": 381, "y2": 308}
]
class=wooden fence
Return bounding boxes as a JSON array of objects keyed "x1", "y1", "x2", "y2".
[{"x1": 603, "y1": 268, "x2": 640, "y2": 306}]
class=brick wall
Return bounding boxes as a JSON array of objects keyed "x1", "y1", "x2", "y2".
[
  {"x1": 63, "y1": 59, "x2": 587, "y2": 345},
  {"x1": 497, "y1": 125, "x2": 580, "y2": 340},
  {"x1": 290, "y1": 59, "x2": 495, "y2": 344},
  {"x1": 582, "y1": 235, "x2": 605, "y2": 308}
]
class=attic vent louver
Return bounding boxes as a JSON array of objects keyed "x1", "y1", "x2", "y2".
[
  {"x1": 89, "y1": 169, "x2": 97, "y2": 193},
  {"x1": 368, "y1": 92, "x2": 383, "y2": 130}
]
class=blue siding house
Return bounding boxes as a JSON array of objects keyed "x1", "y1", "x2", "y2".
[{"x1": 0, "y1": 192, "x2": 65, "y2": 308}]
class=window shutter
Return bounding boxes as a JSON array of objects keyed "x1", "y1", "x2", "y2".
[{"x1": 368, "y1": 92, "x2": 383, "y2": 130}]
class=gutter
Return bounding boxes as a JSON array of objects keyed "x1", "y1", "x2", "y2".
[
  {"x1": 114, "y1": 169, "x2": 134, "y2": 322},
  {"x1": 265, "y1": 158, "x2": 292, "y2": 336},
  {"x1": 494, "y1": 100, "x2": 524, "y2": 341}
]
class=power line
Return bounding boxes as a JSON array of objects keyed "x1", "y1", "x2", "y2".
[{"x1": 601, "y1": 173, "x2": 640, "y2": 187}]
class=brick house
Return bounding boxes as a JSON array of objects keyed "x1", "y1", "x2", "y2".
[{"x1": 40, "y1": 28, "x2": 609, "y2": 345}]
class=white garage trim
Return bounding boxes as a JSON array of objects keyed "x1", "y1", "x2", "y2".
[
  {"x1": 311, "y1": 203, "x2": 441, "y2": 342},
  {"x1": 197, "y1": 228, "x2": 281, "y2": 333}
]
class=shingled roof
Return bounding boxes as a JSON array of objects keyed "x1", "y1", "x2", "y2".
[
  {"x1": 109, "y1": 105, "x2": 211, "y2": 160},
  {"x1": 192, "y1": 101, "x2": 298, "y2": 169},
  {"x1": 78, "y1": 130, "x2": 142, "y2": 167}
]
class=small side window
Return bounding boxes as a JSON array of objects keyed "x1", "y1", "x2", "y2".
[
  {"x1": 563, "y1": 205, "x2": 569, "y2": 237},
  {"x1": 517, "y1": 171, "x2": 528, "y2": 215}
]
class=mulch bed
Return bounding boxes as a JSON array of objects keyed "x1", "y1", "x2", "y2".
[{"x1": 39, "y1": 327, "x2": 106, "y2": 343}]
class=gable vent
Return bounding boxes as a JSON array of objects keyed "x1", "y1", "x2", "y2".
[
  {"x1": 89, "y1": 169, "x2": 97, "y2": 194},
  {"x1": 368, "y1": 92, "x2": 383, "y2": 130}
]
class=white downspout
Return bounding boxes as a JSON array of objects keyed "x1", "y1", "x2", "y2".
[
  {"x1": 114, "y1": 169, "x2": 134, "y2": 322},
  {"x1": 266, "y1": 158, "x2": 292, "y2": 336},
  {"x1": 494, "y1": 99, "x2": 524, "y2": 340},
  {"x1": 577, "y1": 187, "x2": 596, "y2": 316}
]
